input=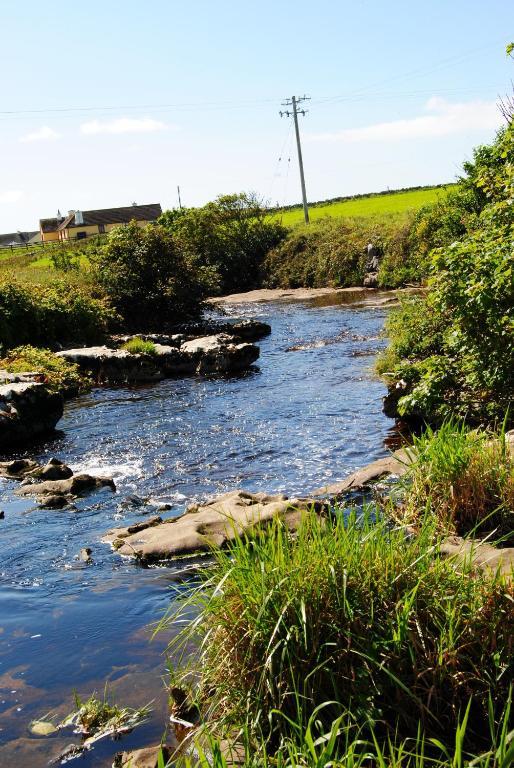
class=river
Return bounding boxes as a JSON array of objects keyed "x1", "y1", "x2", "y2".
[{"x1": 0, "y1": 294, "x2": 396, "y2": 766}]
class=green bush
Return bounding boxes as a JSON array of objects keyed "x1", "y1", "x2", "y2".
[
  {"x1": 167, "y1": 513, "x2": 513, "y2": 755},
  {"x1": 0, "y1": 345, "x2": 90, "y2": 396},
  {"x1": 0, "y1": 279, "x2": 115, "y2": 353},
  {"x1": 378, "y1": 123, "x2": 514, "y2": 425},
  {"x1": 160, "y1": 193, "x2": 287, "y2": 294},
  {"x1": 90, "y1": 221, "x2": 215, "y2": 331}
]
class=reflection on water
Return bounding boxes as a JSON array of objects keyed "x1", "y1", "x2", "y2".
[{"x1": 0, "y1": 299, "x2": 394, "y2": 766}]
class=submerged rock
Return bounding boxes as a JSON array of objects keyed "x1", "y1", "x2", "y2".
[
  {"x1": 0, "y1": 382, "x2": 63, "y2": 451},
  {"x1": 104, "y1": 490, "x2": 326, "y2": 563},
  {"x1": 79, "y1": 547, "x2": 93, "y2": 563}
]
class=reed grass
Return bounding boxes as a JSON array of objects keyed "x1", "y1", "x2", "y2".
[
  {"x1": 398, "y1": 420, "x2": 514, "y2": 543},
  {"x1": 161, "y1": 510, "x2": 513, "y2": 764}
]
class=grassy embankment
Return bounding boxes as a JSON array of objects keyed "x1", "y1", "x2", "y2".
[{"x1": 276, "y1": 184, "x2": 454, "y2": 226}]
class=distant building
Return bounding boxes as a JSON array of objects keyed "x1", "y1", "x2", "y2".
[
  {"x1": 0, "y1": 230, "x2": 39, "y2": 248},
  {"x1": 38, "y1": 203, "x2": 162, "y2": 242}
]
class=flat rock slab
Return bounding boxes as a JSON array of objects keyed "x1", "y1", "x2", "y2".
[
  {"x1": 0, "y1": 382, "x2": 63, "y2": 451},
  {"x1": 440, "y1": 536, "x2": 514, "y2": 579},
  {"x1": 58, "y1": 336, "x2": 259, "y2": 382},
  {"x1": 104, "y1": 490, "x2": 326, "y2": 562}
]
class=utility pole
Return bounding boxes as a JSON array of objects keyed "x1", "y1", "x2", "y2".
[
  {"x1": 280, "y1": 95, "x2": 310, "y2": 223},
  {"x1": 177, "y1": 185, "x2": 182, "y2": 210}
]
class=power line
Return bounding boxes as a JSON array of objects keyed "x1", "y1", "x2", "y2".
[{"x1": 280, "y1": 96, "x2": 310, "y2": 224}]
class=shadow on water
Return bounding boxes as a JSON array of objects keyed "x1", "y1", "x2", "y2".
[{"x1": 0, "y1": 298, "x2": 398, "y2": 766}]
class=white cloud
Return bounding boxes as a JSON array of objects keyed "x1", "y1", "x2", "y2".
[
  {"x1": 80, "y1": 117, "x2": 168, "y2": 135},
  {"x1": 20, "y1": 125, "x2": 61, "y2": 143},
  {"x1": 0, "y1": 190, "x2": 23, "y2": 203},
  {"x1": 308, "y1": 98, "x2": 501, "y2": 143}
]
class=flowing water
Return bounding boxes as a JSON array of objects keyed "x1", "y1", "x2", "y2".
[{"x1": 0, "y1": 294, "x2": 396, "y2": 766}]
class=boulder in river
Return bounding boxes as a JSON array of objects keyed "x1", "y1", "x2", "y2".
[
  {"x1": 0, "y1": 458, "x2": 40, "y2": 478},
  {"x1": 56, "y1": 346, "x2": 163, "y2": 384},
  {"x1": 37, "y1": 457, "x2": 73, "y2": 481},
  {"x1": 104, "y1": 490, "x2": 326, "y2": 562},
  {"x1": 16, "y1": 472, "x2": 115, "y2": 499},
  {"x1": 0, "y1": 382, "x2": 63, "y2": 451},
  {"x1": 57, "y1": 335, "x2": 259, "y2": 383},
  {"x1": 179, "y1": 334, "x2": 259, "y2": 374}
]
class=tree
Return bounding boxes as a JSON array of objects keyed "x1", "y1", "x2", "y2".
[
  {"x1": 159, "y1": 193, "x2": 286, "y2": 294},
  {"x1": 90, "y1": 221, "x2": 215, "y2": 330}
]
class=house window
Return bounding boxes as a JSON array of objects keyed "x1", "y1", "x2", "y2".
[
  {"x1": 76, "y1": 231, "x2": 87, "y2": 240},
  {"x1": 98, "y1": 224, "x2": 105, "y2": 234}
]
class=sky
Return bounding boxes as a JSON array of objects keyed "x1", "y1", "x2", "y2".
[{"x1": 0, "y1": 0, "x2": 513, "y2": 232}]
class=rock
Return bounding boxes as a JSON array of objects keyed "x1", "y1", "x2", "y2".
[
  {"x1": 16, "y1": 473, "x2": 115, "y2": 498},
  {"x1": 104, "y1": 490, "x2": 326, "y2": 563},
  {"x1": 114, "y1": 745, "x2": 171, "y2": 768},
  {"x1": 29, "y1": 719, "x2": 57, "y2": 736},
  {"x1": 440, "y1": 536, "x2": 514, "y2": 579},
  {"x1": 180, "y1": 334, "x2": 259, "y2": 374},
  {"x1": 57, "y1": 336, "x2": 259, "y2": 382},
  {"x1": 38, "y1": 494, "x2": 72, "y2": 509},
  {"x1": 363, "y1": 272, "x2": 378, "y2": 288},
  {"x1": 0, "y1": 383, "x2": 63, "y2": 450},
  {"x1": 382, "y1": 379, "x2": 410, "y2": 419},
  {"x1": 0, "y1": 458, "x2": 40, "y2": 479},
  {"x1": 79, "y1": 547, "x2": 93, "y2": 563},
  {"x1": 219, "y1": 319, "x2": 271, "y2": 342},
  {"x1": 52, "y1": 743, "x2": 85, "y2": 763},
  {"x1": 0, "y1": 510, "x2": 4, "y2": 519},
  {"x1": 56, "y1": 346, "x2": 163, "y2": 384},
  {"x1": 151, "y1": 344, "x2": 196, "y2": 376},
  {"x1": 38, "y1": 458, "x2": 73, "y2": 481}
]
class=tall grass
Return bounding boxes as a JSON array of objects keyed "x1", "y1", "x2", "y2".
[
  {"x1": 398, "y1": 420, "x2": 514, "y2": 543},
  {"x1": 162, "y1": 511, "x2": 513, "y2": 763}
]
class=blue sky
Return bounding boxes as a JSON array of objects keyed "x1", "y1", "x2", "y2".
[{"x1": 0, "y1": 0, "x2": 512, "y2": 231}]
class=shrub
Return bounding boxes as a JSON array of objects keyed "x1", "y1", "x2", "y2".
[
  {"x1": 0, "y1": 279, "x2": 115, "y2": 353},
  {"x1": 121, "y1": 338, "x2": 156, "y2": 355},
  {"x1": 378, "y1": 123, "x2": 514, "y2": 425},
  {"x1": 399, "y1": 420, "x2": 514, "y2": 542},
  {"x1": 264, "y1": 214, "x2": 420, "y2": 290},
  {"x1": 0, "y1": 346, "x2": 90, "y2": 396},
  {"x1": 90, "y1": 221, "x2": 215, "y2": 331},
  {"x1": 161, "y1": 193, "x2": 287, "y2": 294},
  {"x1": 166, "y1": 513, "x2": 513, "y2": 755}
]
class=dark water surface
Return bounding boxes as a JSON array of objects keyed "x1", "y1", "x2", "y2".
[{"x1": 0, "y1": 297, "x2": 394, "y2": 766}]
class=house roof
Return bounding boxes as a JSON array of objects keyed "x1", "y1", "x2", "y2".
[
  {"x1": 39, "y1": 218, "x2": 60, "y2": 234},
  {"x1": 0, "y1": 231, "x2": 39, "y2": 246},
  {"x1": 58, "y1": 203, "x2": 162, "y2": 230}
]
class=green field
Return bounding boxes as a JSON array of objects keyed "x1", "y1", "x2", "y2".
[{"x1": 277, "y1": 185, "x2": 455, "y2": 226}]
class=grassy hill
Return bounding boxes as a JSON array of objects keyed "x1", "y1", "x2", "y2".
[{"x1": 277, "y1": 184, "x2": 455, "y2": 226}]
